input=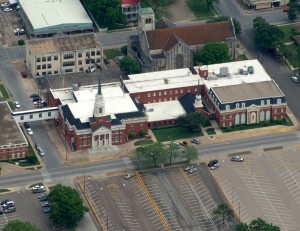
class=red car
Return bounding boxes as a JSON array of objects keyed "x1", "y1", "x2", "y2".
[{"x1": 283, "y1": 7, "x2": 289, "y2": 13}]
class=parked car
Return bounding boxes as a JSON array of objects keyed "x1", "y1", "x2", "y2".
[
  {"x1": 3, "y1": 7, "x2": 12, "y2": 12},
  {"x1": 210, "y1": 163, "x2": 220, "y2": 170},
  {"x1": 32, "y1": 97, "x2": 42, "y2": 102},
  {"x1": 179, "y1": 141, "x2": 188, "y2": 146},
  {"x1": 187, "y1": 167, "x2": 198, "y2": 174},
  {"x1": 14, "y1": 28, "x2": 25, "y2": 35},
  {"x1": 43, "y1": 207, "x2": 51, "y2": 213},
  {"x1": 32, "y1": 185, "x2": 46, "y2": 193},
  {"x1": 38, "y1": 193, "x2": 47, "y2": 199},
  {"x1": 184, "y1": 165, "x2": 194, "y2": 171},
  {"x1": 4, "y1": 207, "x2": 16, "y2": 213},
  {"x1": 37, "y1": 147, "x2": 45, "y2": 157},
  {"x1": 35, "y1": 142, "x2": 41, "y2": 150},
  {"x1": 14, "y1": 102, "x2": 20, "y2": 108},
  {"x1": 283, "y1": 7, "x2": 289, "y2": 12},
  {"x1": 24, "y1": 122, "x2": 30, "y2": 128},
  {"x1": 30, "y1": 93, "x2": 39, "y2": 98},
  {"x1": 21, "y1": 70, "x2": 27, "y2": 78},
  {"x1": 291, "y1": 76, "x2": 299, "y2": 83},
  {"x1": 170, "y1": 141, "x2": 181, "y2": 148},
  {"x1": 231, "y1": 156, "x2": 244, "y2": 162},
  {"x1": 1, "y1": 200, "x2": 14, "y2": 207},
  {"x1": 208, "y1": 159, "x2": 218, "y2": 167},
  {"x1": 41, "y1": 202, "x2": 49, "y2": 207},
  {"x1": 124, "y1": 173, "x2": 135, "y2": 179},
  {"x1": 39, "y1": 195, "x2": 49, "y2": 202},
  {"x1": 27, "y1": 128, "x2": 33, "y2": 135},
  {"x1": 191, "y1": 138, "x2": 201, "y2": 144},
  {"x1": 104, "y1": 58, "x2": 110, "y2": 64},
  {"x1": 1, "y1": 3, "x2": 10, "y2": 8},
  {"x1": 33, "y1": 100, "x2": 44, "y2": 105}
]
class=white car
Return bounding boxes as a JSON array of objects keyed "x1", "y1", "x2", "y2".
[
  {"x1": 188, "y1": 167, "x2": 197, "y2": 174},
  {"x1": 27, "y1": 128, "x2": 33, "y2": 135},
  {"x1": 124, "y1": 173, "x2": 135, "y2": 179},
  {"x1": 3, "y1": 7, "x2": 12, "y2": 12},
  {"x1": 14, "y1": 102, "x2": 20, "y2": 108},
  {"x1": 14, "y1": 28, "x2": 25, "y2": 35},
  {"x1": 210, "y1": 163, "x2": 220, "y2": 170},
  {"x1": 231, "y1": 156, "x2": 244, "y2": 162},
  {"x1": 191, "y1": 138, "x2": 201, "y2": 144},
  {"x1": 170, "y1": 141, "x2": 181, "y2": 148},
  {"x1": 1, "y1": 3, "x2": 10, "y2": 8},
  {"x1": 184, "y1": 165, "x2": 194, "y2": 171},
  {"x1": 291, "y1": 76, "x2": 299, "y2": 83},
  {"x1": 33, "y1": 100, "x2": 44, "y2": 105}
]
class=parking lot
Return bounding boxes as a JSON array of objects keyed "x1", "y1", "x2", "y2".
[
  {"x1": 78, "y1": 165, "x2": 235, "y2": 231},
  {"x1": 0, "y1": 188, "x2": 65, "y2": 230},
  {"x1": 0, "y1": 4, "x2": 27, "y2": 46},
  {"x1": 208, "y1": 143, "x2": 300, "y2": 231}
]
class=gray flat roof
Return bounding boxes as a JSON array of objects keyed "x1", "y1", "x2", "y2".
[
  {"x1": 0, "y1": 102, "x2": 27, "y2": 146},
  {"x1": 212, "y1": 80, "x2": 285, "y2": 103},
  {"x1": 27, "y1": 33, "x2": 101, "y2": 54},
  {"x1": 19, "y1": 0, "x2": 92, "y2": 30}
]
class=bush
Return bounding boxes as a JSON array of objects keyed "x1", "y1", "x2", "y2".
[
  {"x1": 277, "y1": 118, "x2": 284, "y2": 124},
  {"x1": 139, "y1": 129, "x2": 146, "y2": 137},
  {"x1": 240, "y1": 125, "x2": 245, "y2": 130},
  {"x1": 130, "y1": 131, "x2": 137, "y2": 138},
  {"x1": 18, "y1": 40, "x2": 25, "y2": 46},
  {"x1": 121, "y1": 46, "x2": 127, "y2": 55},
  {"x1": 225, "y1": 126, "x2": 232, "y2": 132},
  {"x1": 264, "y1": 120, "x2": 270, "y2": 126},
  {"x1": 27, "y1": 155, "x2": 38, "y2": 164}
]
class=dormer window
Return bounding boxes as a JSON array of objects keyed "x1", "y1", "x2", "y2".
[
  {"x1": 242, "y1": 102, "x2": 246, "y2": 108},
  {"x1": 226, "y1": 105, "x2": 230, "y2": 110},
  {"x1": 261, "y1": 100, "x2": 264, "y2": 106},
  {"x1": 267, "y1": 99, "x2": 271, "y2": 105},
  {"x1": 277, "y1": 98, "x2": 282, "y2": 104},
  {"x1": 236, "y1": 103, "x2": 240, "y2": 109}
]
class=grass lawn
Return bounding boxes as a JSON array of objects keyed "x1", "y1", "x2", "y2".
[
  {"x1": 186, "y1": 0, "x2": 215, "y2": 19},
  {"x1": 0, "y1": 189, "x2": 10, "y2": 193},
  {"x1": 278, "y1": 24, "x2": 298, "y2": 43},
  {"x1": 206, "y1": 128, "x2": 216, "y2": 135},
  {"x1": 104, "y1": 49, "x2": 122, "y2": 59},
  {"x1": 7, "y1": 101, "x2": 15, "y2": 111},
  {"x1": 134, "y1": 140, "x2": 153, "y2": 146},
  {"x1": 152, "y1": 126, "x2": 203, "y2": 142},
  {"x1": 0, "y1": 83, "x2": 10, "y2": 99},
  {"x1": 284, "y1": 43, "x2": 300, "y2": 68}
]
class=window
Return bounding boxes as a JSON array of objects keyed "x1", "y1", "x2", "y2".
[
  {"x1": 47, "y1": 64, "x2": 52, "y2": 68},
  {"x1": 78, "y1": 53, "x2": 82, "y2": 58},
  {"x1": 159, "y1": 92, "x2": 161, "y2": 96},
  {"x1": 47, "y1": 56, "x2": 51, "y2": 61},
  {"x1": 175, "y1": 90, "x2": 178, "y2": 94},
  {"x1": 86, "y1": 60, "x2": 90, "y2": 64},
  {"x1": 42, "y1": 72, "x2": 46, "y2": 75},
  {"x1": 64, "y1": 54, "x2": 74, "y2": 59},
  {"x1": 96, "y1": 50, "x2": 100, "y2": 55},
  {"x1": 91, "y1": 51, "x2": 95, "y2": 56},
  {"x1": 42, "y1": 57, "x2": 46, "y2": 62},
  {"x1": 63, "y1": 61, "x2": 75, "y2": 67},
  {"x1": 164, "y1": 98, "x2": 167, "y2": 102},
  {"x1": 195, "y1": 88, "x2": 197, "y2": 92},
  {"x1": 96, "y1": 58, "x2": 100, "y2": 63},
  {"x1": 86, "y1": 52, "x2": 90, "y2": 57},
  {"x1": 236, "y1": 103, "x2": 240, "y2": 109},
  {"x1": 78, "y1": 60, "x2": 82, "y2": 65},
  {"x1": 91, "y1": 59, "x2": 95, "y2": 63},
  {"x1": 180, "y1": 89, "x2": 183, "y2": 93},
  {"x1": 275, "y1": 109, "x2": 277, "y2": 113},
  {"x1": 148, "y1": 93, "x2": 150, "y2": 97},
  {"x1": 164, "y1": 91, "x2": 167, "y2": 95},
  {"x1": 48, "y1": 112, "x2": 51, "y2": 116},
  {"x1": 48, "y1": 71, "x2": 52, "y2": 74},
  {"x1": 20, "y1": 115, "x2": 24, "y2": 120},
  {"x1": 267, "y1": 99, "x2": 271, "y2": 105},
  {"x1": 169, "y1": 97, "x2": 172, "y2": 101},
  {"x1": 42, "y1": 64, "x2": 46, "y2": 69},
  {"x1": 36, "y1": 58, "x2": 41, "y2": 62},
  {"x1": 188, "y1": 89, "x2": 190, "y2": 92},
  {"x1": 145, "y1": 18, "x2": 152, "y2": 24},
  {"x1": 153, "y1": 92, "x2": 156, "y2": 96},
  {"x1": 79, "y1": 67, "x2": 83, "y2": 71},
  {"x1": 30, "y1": 114, "x2": 33, "y2": 119},
  {"x1": 65, "y1": 69, "x2": 73, "y2": 73},
  {"x1": 37, "y1": 65, "x2": 41, "y2": 70},
  {"x1": 54, "y1": 70, "x2": 58, "y2": 74},
  {"x1": 261, "y1": 100, "x2": 264, "y2": 106},
  {"x1": 226, "y1": 105, "x2": 230, "y2": 110},
  {"x1": 54, "y1": 55, "x2": 58, "y2": 60},
  {"x1": 39, "y1": 113, "x2": 42, "y2": 118},
  {"x1": 277, "y1": 98, "x2": 282, "y2": 104},
  {"x1": 242, "y1": 102, "x2": 246, "y2": 108}
]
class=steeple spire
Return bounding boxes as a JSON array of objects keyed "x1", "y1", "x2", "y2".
[{"x1": 97, "y1": 76, "x2": 101, "y2": 95}]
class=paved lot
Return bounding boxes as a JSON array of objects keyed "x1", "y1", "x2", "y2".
[
  {"x1": 79, "y1": 165, "x2": 236, "y2": 231},
  {"x1": 0, "y1": 189, "x2": 65, "y2": 230},
  {"x1": 208, "y1": 143, "x2": 300, "y2": 231}
]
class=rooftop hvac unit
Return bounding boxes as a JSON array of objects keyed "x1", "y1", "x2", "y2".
[{"x1": 220, "y1": 67, "x2": 229, "y2": 77}]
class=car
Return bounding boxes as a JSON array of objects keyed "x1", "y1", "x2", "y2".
[
  {"x1": 124, "y1": 173, "x2": 135, "y2": 179},
  {"x1": 38, "y1": 193, "x2": 47, "y2": 199},
  {"x1": 14, "y1": 28, "x2": 25, "y2": 35},
  {"x1": 21, "y1": 71, "x2": 27, "y2": 78},
  {"x1": 41, "y1": 202, "x2": 49, "y2": 207},
  {"x1": 13, "y1": 28, "x2": 21, "y2": 34},
  {"x1": 1, "y1": 200, "x2": 14, "y2": 207},
  {"x1": 32, "y1": 97, "x2": 42, "y2": 102},
  {"x1": 30, "y1": 93, "x2": 39, "y2": 98},
  {"x1": 4, "y1": 207, "x2": 15, "y2": 213},
  {"x1": 37, "y1": 147, "x2": 45, "y2": 157},
  {"x1": 42, "y1": 101, "x2": 48, "y2": 107},
  {"x1": 231, "y1": 156, "x2": 244, "y2": 162},
  {"x1": 32, "y1": 185, "x2": 45, "y2": 193},
  {"x1": 283, "y1": 7, "x2": 289, "y2": 12},
  {"x1": 191, "y1": 138, "x2": 201, "y2": 144},
  {"x1": 39, "y1": 195, "x2": 49, "y2": 202},
  {"x1": 104, "y1": 58, "x2": 110, "y2": 64},
  {"x1": 33, "y1": 100, "x2": 44, "y2": 105},
  {"x1": 187, "y1": 167, "x2": 198, "y2": 174},
  {"x1": 27, "y1": 128, "x2": 33, "y2": 135},
  {"x1": 210, "y1": 163, "x2": 220, "y2": 170},
  {"x1": 35, "y1": 142, "x2": 41, "y2": 150},
  {"x1": 184, "y1": 165, "x2": 194, "y2": 171},
  {"x1": 179, "y1": 141, "x2": 188, "y2": 146},
  {"x1": 170, "y1": 141, "x2": 181, "y2": 148},
  {"x1": 291, "y1": 76, "x2": 299, "y2": 83},
  {"x1": 3, "y1": 7, "x2": 12, "y2": 12},
  {"x1": 208, "y1": 159, "x2": 218, "y2": 167},
  {"x1": 43, "y1": 207, "x2": 51, "y2": 213},
  {"x1": 1, "y1": 3, "x2": 10, "y2": 8},
  {"x1": 24, "y1": 122, "x2": 30, "y2": 128},
  {"x1": 14, "y1": 102, "x2": 20, "y2": 108}
]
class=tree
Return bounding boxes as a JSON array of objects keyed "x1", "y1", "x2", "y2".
[
  {"x1": 167, "y1": 142, "x2": 180, "y2": 165},
  {"x1": 253, "y1": 17, "x2": 268, "y2": 30},
  {"x1": 49, "y1": 184, "x2": 88, "y2": 229},
  {"x1": 140, "y1": 0, "x2": 171, "y2": 15},
  {"x1": 203, "y1": 0, "x2": 219, "y2": 9},
  {"x1": 18, "y1": 39, "x2": 25, "y2": 46},
  {"x1": 3, "y1": 220, "x2": 42, "y2": 231},
  {"x1": 121, "y1": 46, "x2": 128, "y2": 55},
  {"x1": 28, "y1": 155, "x2": 38, "y2": 164},
  {"x1": 84, "y1": 0, "x2": 127, "y2": 30},
  {"x1": 120, "y1": 56, "x2": 141, "y2": 75},
  {"x1": 177, "y1": 112, "x2": 208, "y2": 131},
  {"x1": 194, "y1": 42, "x2": 230, "y2": 65},
  {"x1": 181, "y1": 146, "x2": 198, "y2": 164},
  {"x1": 131, "y1": 146, "x2": 146, "y2": 170},
  {"x1": 236, "y1": 218, "x2": 280, "y2": 231},
  {"x1": 142, "y1": 142, "x2": 167, "y2": 167},
  {"x1": 287, "y1": 3, "x2": 300, "y2": 22},
  {"x1": 212, "y1": 204, "x2": 234, "y2": 224},
  {"x1": 254, "y1": 25, "x2": 284, "y2": 50}
]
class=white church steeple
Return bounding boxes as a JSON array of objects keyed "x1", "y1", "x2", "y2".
[{"x1": 93, "y1": 77, "x2": 105, "y2": 117}]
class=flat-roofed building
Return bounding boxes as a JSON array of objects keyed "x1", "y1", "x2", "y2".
[
  {"x1": 26, "y1": 33, "x2": 103, "y2": 77},
  {"x1": 242, "y1": 0, "x2": 288, "y2": 10},
  {"x1": 18, "y1": 0, "x2": 93, "y2": 38},
  {"x1": 0, "y1": 101, "x2": 28, "y2": 160}
]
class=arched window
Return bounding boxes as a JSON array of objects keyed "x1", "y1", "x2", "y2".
[
  {"x1": 241, "y1": 113, "x2": 246, "y2": 124},
  {"x1": 266, "y1": 110, "x2": 271, "y2": 120},
  {"x1": 260, "y1": 111, "x2": 265, "y2": 122},
  {"x1": 242, "y1": 102, "x2": 246, "y2": 108},
  {"x1": 235, "y1": 114, "x2": 240, "y2": 125},
  {"x1": 236, "y1": 103, "x2": 240, "y2": 109},
  {"x1": 277, "y1": 98, "x2": 282, "y2": 104},
  {"x1": 261, "y1": 100, "x2": 264, "y2": 106},
  {"x1": 226, "y1": 105, "x2": 230, "y2": 110}
]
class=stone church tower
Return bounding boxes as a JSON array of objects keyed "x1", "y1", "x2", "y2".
[{"x1": 138, "y1": 7, "x2": 155, "y2": 34}]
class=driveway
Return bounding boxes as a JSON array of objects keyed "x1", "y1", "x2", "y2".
[{"x1": 168, "y1": 0, "x2": 196, "y2": 22}]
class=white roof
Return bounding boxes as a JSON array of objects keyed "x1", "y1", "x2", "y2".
[
  {"x1": 19, "y1": 0, "x2": 92, "y2": 30},
  {"x1": 144, "y1": 101, "x2": 186, "y2": 122},
  {"x1": 124, "y1": 68, "x2": 202, "y2": 93},
  {"x1": 195, "y1": 59, "x2": 271, "y2": 90},
  {"x1": 52, "y1": 83, "x2": 139, "y2": 122}
]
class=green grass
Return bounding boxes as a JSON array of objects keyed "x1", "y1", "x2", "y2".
[
  {"x1": 278, "y1": 24, "x2": 297, "y2": 43},
  {"x1": 284, "y1": 43, "x2": 300, "y2": 68},
  {"x1": 134, "y1": 140, "x2": 153, "y2": 146},
  {"x1": 206, "y1": 128, "x2": 216, "y2": 135},
  {"x1": 186, "y1": 0, "x2": 215, "y2": 19},
  {"x1": 104, "y1": 49, "x2": 122, "y2": 59},
  {"x1": 26, "y1": 167, "x2": 35, "y2": 170},
  {"x1": 238, "y1": 54, "x2": 248, "y2": 61},
  {"x1": 152, "y1": 126, "x2": 203, "y2": 142},
  {"x1": 7, "y1": 101, "x2": 15, "y2": 110},
  {"x1": 0, "y1": 83, "x2": 10, "y2": 99},
  {"x1": 28, "y1": 183, "x2": 43, "y2": 188},
  {"x1": 37, "y1": 166, "x2": 43, "y2": 170},
  {"x1": 0, "y1": 189, "x2": 10, "y2": 193}
]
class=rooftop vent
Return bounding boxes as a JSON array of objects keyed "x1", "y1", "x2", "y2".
[
  {"x1": 220, "y1": 67, "x2": 229, "y2": 77},
  {"x1": 164, "y1": 78, "x2": 169, "y2": 84}
]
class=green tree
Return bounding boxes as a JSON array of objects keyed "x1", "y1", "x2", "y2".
[
  {"x1": 177, "y1": 112, "x2": 208, "y2": 131},
  {"x1": 140, "y1": 0, "x2": 171, "y2": 15},
  {"x1": 181, "y1": 146, "x2": 198, "y2": 164},
  {"x1": 84, "y1": 0, "x2": 127, "y2": 30},
  {"x1": 139, "y1": 129, "x2": 146, "y2": 137},
  {"x1": 203, "y1": 0, "x2": 219, "y2": 9},
  {"x1": 3, "y1": 220, "x2": 42, "y2": 231},
  {"x1": 142, "y1": 142, "x2": 167, "y2": 167},
  {"x1": 18, "y1": 39, "x2": 25, "y2": 46},
  {"x1": 254, "y1": 25, "x2": 284, "y2": 50},
  {"x1": 236, "y1": 218, "x2": 280, "y2": 231},
  {"x1": 288, "y1": 3, "x2": 300, "y2": 22},
  {"x1": 28, "y1": 155, "x2": 38, "y2": 164},
  {"x1": 120, "y1": 56, "x2": 141, "y2": 75},
  {"x1": 131, "y1": 147, "x2": 146, "y2": 170},
  {"x1": 167, "y1": 142, "x2": 180, "y2": 165},
  {"x1": 194, "y1": 42, "x2": 230, "y2": 65},
  {"x1": 121, "y1": 46, "x2": 128, "y2": 55},
  {"x1": 49, "y1": 184, "x2": 88, "y2": 229},
  {"x1": 212, "y1": 204, "x2": 234, "y2": 225},
  {"x1": 253, "y1": 17, "x2": 268, "y2": 30}
]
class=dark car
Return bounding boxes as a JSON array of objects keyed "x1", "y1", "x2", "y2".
[
  {"x1": 4, "y1": 207, "x2": 16, "y2": 213},
  {"x1": 43, "y1": 207, "x2": 51, "y2": 213},
  {"x1": 24, "y1": 122, "x2": 30, "y2": 128},
  {"x1": 104, "y1": 58, "x2": 110, "y2": 64},
  {"x1": 30, "y1": 93, "x2": 39, "y2": 98},
  {"x1": 43, "y1": 101, "x2": 48, "y2": 107},
  {"x1": 208, "y1": 159, "x2": 218, "y2": 167},
  {"x1": 39, "y1": 195, "x2": 49, "y2": 202},
  {"x1": 32, "y1": 97, "x2": 42, "y2": 102},
  {"x1": 21, "y1": 71, "x2": 27, "y2": 78}
]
